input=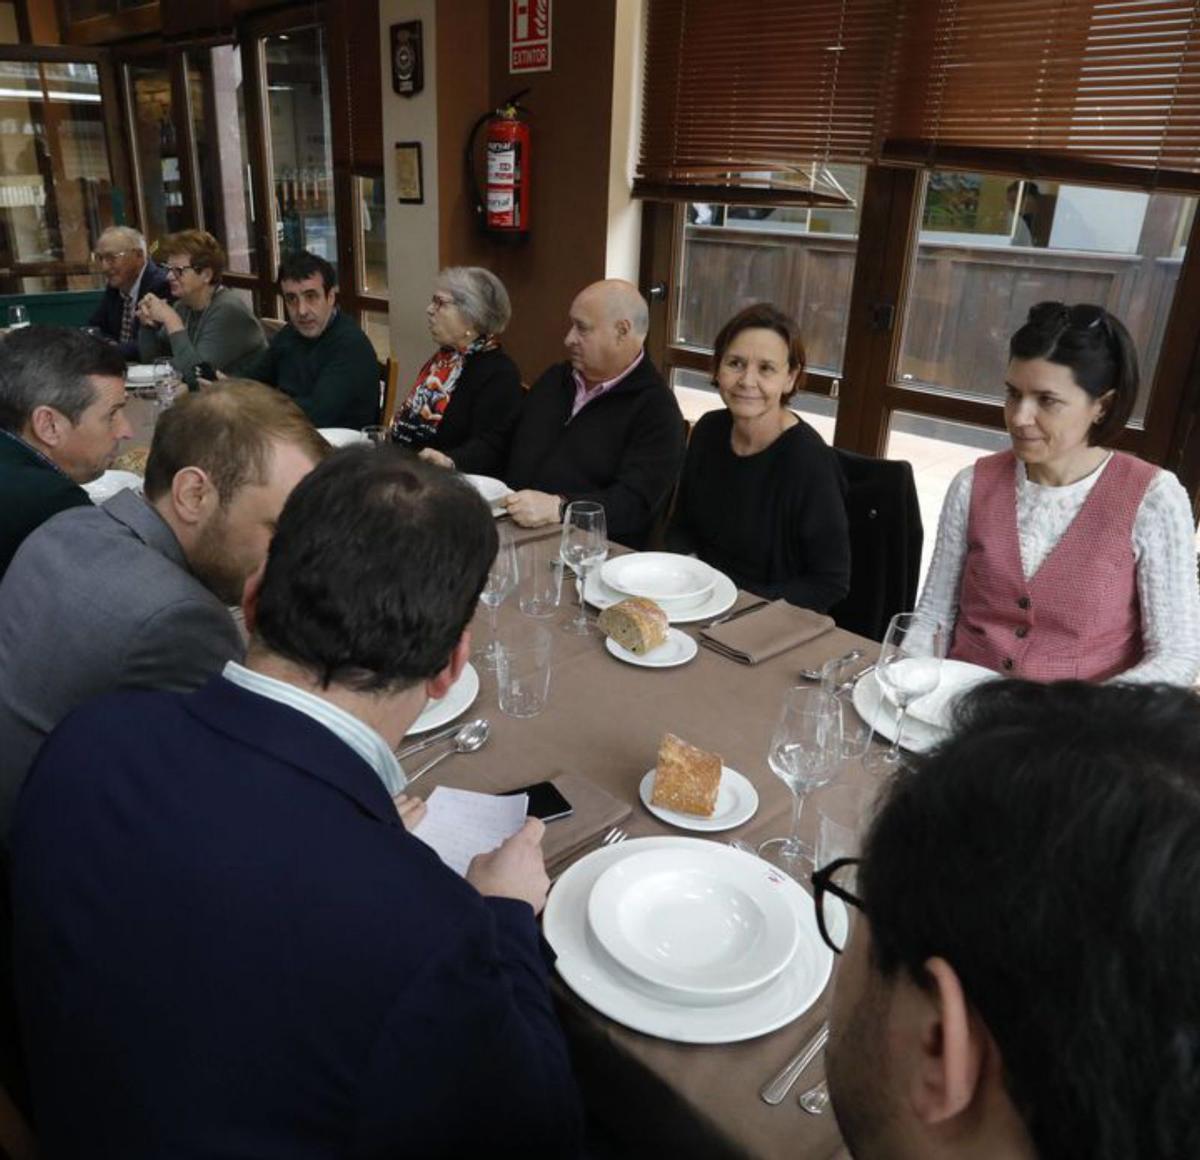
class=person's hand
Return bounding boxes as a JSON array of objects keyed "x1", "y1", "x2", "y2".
[
  {"x1": 137, "y1": 293, "x2": 183, "y2": 334},
  {"x1": 504, "y1": 489, "x2": 561, "y2": 528},
  {"x1": 392, "y1": 793, "x2": 427, "y2": 833},
  {"x1": 466, "y1": 818, "x2": 549, "y2": 914},
  {"x1": 418, "y1": 448, "x2": 455, "y2": 469}
]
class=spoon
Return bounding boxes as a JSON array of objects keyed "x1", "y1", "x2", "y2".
[{"x1": 406, "y1": 719, "x2": 490, "y2": 784}]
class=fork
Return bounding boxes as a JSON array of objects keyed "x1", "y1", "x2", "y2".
[{"x1": 549, "y1": 826, "x2": 627, "y2": 883}]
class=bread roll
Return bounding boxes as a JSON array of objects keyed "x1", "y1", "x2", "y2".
[
  {"x1": 651, "y1": 732, "x2": 722, "y2": 817},
  {"x1": 598, "y1": 597, "x2": 669, "y2": 655}
]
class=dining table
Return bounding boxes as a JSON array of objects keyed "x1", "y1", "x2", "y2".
[{"x1": 409, "y1": 524, "x2": 880, "y2": 1160}]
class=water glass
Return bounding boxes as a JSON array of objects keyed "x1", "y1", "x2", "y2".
[
  {"x1": 361, "y1": 425, "x2": 388, "y2": 446},
  {"x1": 496, "y1": 625, "x2": 552, "y2": 718},
  {"x1": 560, "y1": 501, "x2": 607, "y2": 635},
  {"x1": 875, "y1": 611, "x2": 945, "y2": 763},
  {"x1": 813, "y1": 782, "x2": 872, "y2": 951},
  {"x1": 474, "y1": 527, "x2": 519, "y2": 672},
  {"x1": 518, "y1": 537, "x2": 564, "y2": 618},
  {"x1": 153, "y1": 360, "x2": 178, "y2": 409},
  {"x1": 820, "y1": 653, "x2": 874, "y2": 761},
  {"x1": 7, "y1": 305, "x2": 29, "y2": 329}
]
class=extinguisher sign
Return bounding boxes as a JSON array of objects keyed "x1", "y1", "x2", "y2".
[{"x1": 510, "y1": 0, "x2": 551, "y2": 74}]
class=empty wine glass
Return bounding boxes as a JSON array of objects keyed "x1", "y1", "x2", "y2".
[
  {"x1": 474, "y1": 527, "x2": 519, "y2": 671},
  {"x1": 559, "y1": 501, "x2": 607, "y2": 635},
  {"x1": 757, "y1": 686, "x2": 841, "y2": 879},
  {"x1": 6, "y1": 305, "x2": 29, "y2": 329},
  {"x1": 875, "y1": 611, "x2": 945, "y2": 763}
]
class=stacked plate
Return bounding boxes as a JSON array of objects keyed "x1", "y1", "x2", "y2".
[
  {"x1": 544, "y1": 836, "x2": 833, "y2": 1043},
  {"x1": 318, "y1": 428, "x2": 371, "y2": 448},
  {"x1": 83, "y1": 469, "x2": 143, "y2": 503},
  {"x1": 462, "y1": 473, "x2": 512, "y2": 516},
  {"x1": 852, "y1": 658, "x2": 996, "y2": 753},
  {"x1": 586, "y1": 552, "x2": 738, "y2": 624},
  {"x1": 404, "y1": 663, "x2": 480, "y2": 735}
]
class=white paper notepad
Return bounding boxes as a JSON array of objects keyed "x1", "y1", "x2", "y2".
[{"x1": 413, "y1": 787, "x2": 528, "y2": 876}]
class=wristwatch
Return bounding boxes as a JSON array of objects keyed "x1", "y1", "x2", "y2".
[{"x1": 557, "y1": 495, "x2": 569, "y2": 522}]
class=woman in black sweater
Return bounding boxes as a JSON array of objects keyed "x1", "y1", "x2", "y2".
[
  {"x1": 390, "y1": 267, "x2": 522, "y2": 475},
  {"x1": 666, "y1": 303, "x2": 850, "y2": 612}
]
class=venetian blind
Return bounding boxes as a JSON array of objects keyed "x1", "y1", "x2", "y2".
[
  {"x1": 878, "y1": 0, "x2": 1200, "y2": 191},
  {"x1": 334, "y1": 0, "x2": 383, "y2": 173},
  {"x1": 635, "y1": 0, "x2": 897, "y2": 202}
]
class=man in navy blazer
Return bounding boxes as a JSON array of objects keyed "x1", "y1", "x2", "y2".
[
  {"x1": 86, "y1": 226, "x2": 172, "y2": 360},
  {"x1": 12, "y1": 448, "x2": 582, "y2": 1157}
]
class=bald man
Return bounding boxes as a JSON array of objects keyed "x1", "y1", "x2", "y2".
[
  {"x1": 87, "y1": 226, "x2": 173, "y2": 360},
  {"x1": 477, "y1": 279, "x2": 684, "y2": 548}
]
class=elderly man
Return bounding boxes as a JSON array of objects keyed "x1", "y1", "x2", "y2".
[
  {"x1": 12, "y1": 448, "x2": 582, "y2": 1157},
  {"x1": 242, "y1": 250, "x2": 381, "y2": 429},
  {"x1": 0, "y1": 326, "x2": 131, "y2": 577},
  {"x1": 0, "y1": 381, "x2": 327, "y2": 833},
  {"x1": 820, "y1": 679, "x2": 1200, "y2": 1160},
  {"x1": 86, "y1": 226, "x2": 172, "y2": 359},
  {"x1": 473, "y1": 278, "x2": 683, "y2": 548}
]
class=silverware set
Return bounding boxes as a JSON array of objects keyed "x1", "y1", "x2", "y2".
[
  {"x1": 395, "y1": 717, "x2": 490, "y2": 785},
  {"x1": 760, "y1": 1019, "x2": 828, "y2": 1105}
]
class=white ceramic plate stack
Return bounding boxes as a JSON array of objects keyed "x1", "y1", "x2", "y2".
[
  {"x1": 318, "y1": 427, "x2": 371, "y2": 448},
  {"x1": 124, "y1": 363, "x2": 161, "y2": 385},
  {"x1": 462, "y1": 473, "x2": 513, "y2": 516},
  {"x1": 404, "y1": 663, "x2": 480, "y2": 735},
  {"x1": 83, "y1": 469, "x2": 144, "y2": 503},
  {"x1": 851, "y1": 658, "x2": 997, "y2": 753},
  {"x1": 544, "y1": 836, "x2": 833, "y2": 1043},
  {"x1": 586, "y1": 552, "x2": 738, "y2": 624}
]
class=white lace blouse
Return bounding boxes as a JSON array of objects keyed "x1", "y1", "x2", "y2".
[{"x1": 916, "y1": 455, "x2": 1200, "y2": 685}]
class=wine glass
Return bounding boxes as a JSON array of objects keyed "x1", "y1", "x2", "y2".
[
  {"x1": 6, "y1": 305, "x2": 29, "y2": 329},
  {"x1": 757, "y1": 686, "x2": 842, "y2": 878},
  {"x1": 153, "y1": 359, "x2": 177, "y2": 409},
  {"x1": 473, "y1": 528, "x2": 519, "y2": 671},
  {"x1": 559, "y1": 501, "x2": 607, "y2": 635},
  {"x1": 875, "y1": 611, "x2": 945, "y2": 763}
]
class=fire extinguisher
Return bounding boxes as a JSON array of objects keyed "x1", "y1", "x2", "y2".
[{"x1": 466, "y1": 90, "x2": 532, "y2": 237}]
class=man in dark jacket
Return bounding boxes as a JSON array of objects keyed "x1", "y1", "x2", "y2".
[
  {"x1": 500, "y1": 279, "x2": 685, "y2": 548},
  {"x1": 243, "y1": 251, "x2": 381, "y2": 429},
  {"x1": 86, "y1": 226, "x2": 172, "y2": 360}
]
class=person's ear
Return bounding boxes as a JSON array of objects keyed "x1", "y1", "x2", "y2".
[
  {"x1": 614, "y1": 318, "x2": 631, "y2": 342},
  {"x1": 240, "y1": 560, "x2": 267, "y2": 633},
  {"x1": 170, "y1": 466, "x2": 218, "y2": 527},
  {"x1": 426, "y1": 633, "x2": 470, "y2": 701},
  {"x1": 28, "y1": 405, "x2": 67, "y2": 448},
  {"x1": 904, "y1": 957, "x2": 986, "y2": 1126},
  {"x1": 1094, "y1": 388, "x2": 1116, "y2": 426}
]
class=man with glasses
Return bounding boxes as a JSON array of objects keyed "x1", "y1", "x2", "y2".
[
  {"x1": 86, "y1": 226, "x2": 172, "y2": 359},
  {"x1": 814, "y1": 679, "x2": 1200, "y2": 1160}
]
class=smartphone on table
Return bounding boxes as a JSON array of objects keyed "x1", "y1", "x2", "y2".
[{"x1": 501, "y1": 781, "x2": 573, "y2": 823}]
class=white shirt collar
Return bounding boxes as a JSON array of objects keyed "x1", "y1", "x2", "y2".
[
  {"x1": 123, "y1": 259, "x2": 148, "y2": 304},
  {"x1": 221, "y1": 660, "x2": 406, "y2": 796}
]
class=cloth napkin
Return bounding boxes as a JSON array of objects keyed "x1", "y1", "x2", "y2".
[
  {"x1": 700, "y1": 599, "x2": 835, "y2": 664},
  {"x1": 541, "y1": 772, "x2": 633, "y2": 866}
]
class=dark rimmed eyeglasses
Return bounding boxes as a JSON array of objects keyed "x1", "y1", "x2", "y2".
[
  {"x1": 164, "y1": 264, "x2": 197, "y2": 278},
  {"x1": 810, "y1": 856, "x2": 865, "y2": 955},
  {"x1": 1026, "y1": 301, "x2": 1109, "y2": 336}
]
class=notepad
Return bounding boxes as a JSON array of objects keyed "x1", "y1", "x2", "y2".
[{"x1": 413, "y1": 786, "x2": 529, "y2": 876}]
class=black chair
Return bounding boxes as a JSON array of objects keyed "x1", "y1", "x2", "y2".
[{"x1": 828, "y1": 448, "x2": 924, "y2": 642}]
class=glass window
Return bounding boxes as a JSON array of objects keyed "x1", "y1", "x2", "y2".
[
  {"x1": 362, "y1": 309, "x2": 390, "y2": 362},
  {"x1": 0, "y1": 59, "x2": 118, "y2": 293},
  {"x1": 355, "y1": 175, "x2": 387, "y2": 295},
  {"x1": 670, "y1": 366, "x2": 837, "y2": 444},
  {"x1": 126, "y1": 58, "x2": 185, "y2": 243},
  {"x1": 186, "y1": 45, "x2": 256, "y2": 275},
  {"x1": 674, "y1": 164, "x2": 865, "y2": 379},
  {"x1": 899, "y1": 170, "x2": 1198, "y2": 425},
  {"x1": 263, "y1": 26, "x2": 336, "y2": 267}
]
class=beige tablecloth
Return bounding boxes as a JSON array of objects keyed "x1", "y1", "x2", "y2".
[{"x1": 419, "y1": 585, "x2": 882, "y2": 1160}]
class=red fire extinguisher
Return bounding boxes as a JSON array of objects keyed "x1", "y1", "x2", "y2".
[{"x1": 467, "y1": 90, "x2": 532, "y2": 237}]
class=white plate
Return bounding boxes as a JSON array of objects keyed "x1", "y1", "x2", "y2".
[
  {"x1": 638, "y1": 767, "x2": 758, "y2": 833},
  {"x1": 851, "y1": 667, "x2": 944, "y2": 754},
  {"x1": 586, "y1": 846, "x2": 799, "y2": 998},
  {"x1": 124, "y1": 363, "x2": 160, "y2": 385},
  {"x1": 544, "y1": 836, "x2": 832, "y2": 1043},
  {"x1": 318, "y1": 427, "x2": 370, "y2": 448},
  {"x1": 83, "y1": 470, "x2": 144, "y2": 503},
  {"x1": 404, "y1": 663, "x2": 480, "y2": 736},
  {"x1": 894, "y1": 659, "x2": 996, "y2": 729},
  {"x1": 605, "y1": 628, "x2": 698, "y2": 669},
  {"x1": 602, "y1": 553, "x2": 715, "y2": 604},
  {"x1": 585, "y1": 569, "x2": 737, "y2": 625}
]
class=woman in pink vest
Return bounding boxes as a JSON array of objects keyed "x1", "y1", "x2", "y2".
[{"x1": 917, "y1": 301, "x2": 1200, "y2": 684}]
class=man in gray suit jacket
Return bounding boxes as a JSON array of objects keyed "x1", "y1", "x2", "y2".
[{"x1": 0, "y1": 381, "x2": 327, "y2": 835}]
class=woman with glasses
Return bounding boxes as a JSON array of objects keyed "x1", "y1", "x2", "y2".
[
  {"x1": 391, "y1": 267, "x2": 523, "y2": 476},
  {"x1": 136, "y1": 229, "x2": 266, "y2": 389},
  {"x1": 916, "y1": 301, "x2": 1200, "y2": 683}
]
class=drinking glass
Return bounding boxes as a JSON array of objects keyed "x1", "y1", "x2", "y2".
[
  {"x1": 7, "y1": 305, "x2": 29, "y2": 329},
  {"x1": 474, "y1": 527, "x2": 519, "y2": 671},
  {"x1": 820, "y1": 653, "x2": 874, "y2": 762},
  {"x1": 757, "y1": 686, "x2": 842, "y2": 878},
  {"x1": 875, "y1": 611, "x2": 945, "y2": 763},
  {"x1": 360, "y1": 425, "x2": 388, "y2": 446},
  {"x1": 559, "y1": 501, "x2": 607, "y2": 635},
  {"x1": 496, "y1": 625, "x2": 552, "y2": 718},
  {"x1": 813, "y1": 782, "x2": 872, "y2": 951},
  {"x1": 518, "y1": 537, "x2": 564, "y2": 619},
  {"x1": 153, "y1": 360, "x2": 178, "y2": 409}
]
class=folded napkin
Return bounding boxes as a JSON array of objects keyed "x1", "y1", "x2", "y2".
[
  {"x1": 541, "y1": 772, "x2": 633, "y2": 866},
  {"x1": 700, "y1": 599, "x2": 835, "y2": 664}
]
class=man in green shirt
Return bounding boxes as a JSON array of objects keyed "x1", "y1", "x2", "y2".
[
  {"x1": 0, "y1": 327, "x2": 131, "y2": 578},
  {"x1": 244, "y1": 252, "x2": 381, "y2": 430}
]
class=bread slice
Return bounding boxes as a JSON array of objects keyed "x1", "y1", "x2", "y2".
[
  {"x1": 651, "y1": 732, "x2": 722, "y2": 817},
  {"x1": 597, "y1": 597, "x2": 669, "y2": 656}
]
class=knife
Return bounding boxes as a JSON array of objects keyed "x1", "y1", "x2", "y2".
[
  {"x1": 705, "y1": 598, "x2": 770, "y2": 629},
  {"x1": 394, "y1": 719, "x2": 463, "y2": 761}
]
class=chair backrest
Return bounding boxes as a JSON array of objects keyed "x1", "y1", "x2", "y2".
[
  {"x1": 379, "y1": 357, "x2": 401, "y2": 427},
  {"x1": 828, "y1": 448, "x2": 924, "y2": 641},
  {"x1": 259, "y1": 316, "x2": 286, "y2": 338}
]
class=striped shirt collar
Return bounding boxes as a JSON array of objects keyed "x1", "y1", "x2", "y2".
[{"x1": 221, "y1": 660, "x2": 406, "y2": 797}]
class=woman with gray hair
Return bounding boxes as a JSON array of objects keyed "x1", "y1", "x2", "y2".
[{"x1": 390, "y1": 267, "x2": 523, "y2": 475}]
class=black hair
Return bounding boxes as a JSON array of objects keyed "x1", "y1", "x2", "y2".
[
  {"x1": 252, "y1": 446, "x2": 498, "y2": 693},
  {"x1": 276, "y1": 251, "x2": 337, "y2": 294},
  {"x1": 1009, "y1": 301, "x2": 1138, "y2": 444},
  {"x1": 860, "y1": 679, "x2": 1200, "y2": 1160},
  {"x1": 0, "y1": 325, "x2": 127, "y2": 432}
]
